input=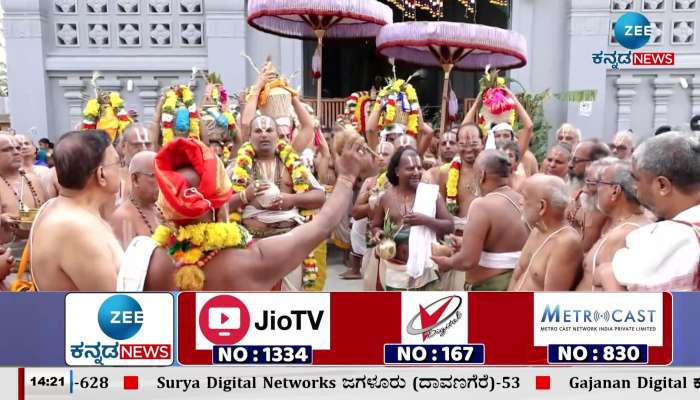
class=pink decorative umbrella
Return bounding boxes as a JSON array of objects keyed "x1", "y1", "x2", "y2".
[
  {"x1": 376, "y1": 21, "x2": 527, "y2": 134},
  {"x1": 247, "y1": 0, "x2": 393, "y2": 124}
]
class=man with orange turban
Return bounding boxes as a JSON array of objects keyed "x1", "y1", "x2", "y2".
[{"x1": 118, "y1": 136, "x2": 372, "y2": 291}]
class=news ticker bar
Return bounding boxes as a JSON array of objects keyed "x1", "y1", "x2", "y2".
[
  {"x1": 6, "y1": 292, "x2": 700, "y2": 366},
  {"x1": 18, "y1": 367, "x2": 700, "y2": 399}
]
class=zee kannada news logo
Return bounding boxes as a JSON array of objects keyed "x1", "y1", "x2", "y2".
[
  {"x1": 592, "y1": 12, "x2": 674, "y2": 69},
  {"x1": 70, "y1": 294, "x2": 172, "y2": 365},
  {"x1": 406, "y1": 295, "x2": 463, "y2": 342}
]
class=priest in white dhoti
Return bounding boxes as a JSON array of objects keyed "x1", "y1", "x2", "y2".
[
  {"x1": 367, "y1": 147, "x2": 454, "y2": 291},
  {"x1": 228, "y1": 115, "x2": 325, "y2": 291}
]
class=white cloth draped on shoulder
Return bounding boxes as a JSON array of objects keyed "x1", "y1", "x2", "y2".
[
  {"x1": 612, "y1": 204, "x2": 700, "y2": 291},
  {"x1": 407, "y1": 183, "x2": 439, "y2": 279},
  {"x1": 118, "y1": 236, "x2": 157, "y2": 292}
]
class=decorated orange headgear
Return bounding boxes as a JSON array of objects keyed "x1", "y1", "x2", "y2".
[{"x1": 154, "y1": 138, "x2": 232, "y2": 224}]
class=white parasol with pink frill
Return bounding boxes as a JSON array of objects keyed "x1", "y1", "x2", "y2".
[
  {"x1": 376, "y1": 21, "x2": 527, "y2": 134},
  {"x1": 247, "y1": 0, "x2": 393, "y2": 125}
]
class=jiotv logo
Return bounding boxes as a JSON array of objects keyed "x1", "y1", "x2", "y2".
[
  {"x1": 65, "y1": 293, "x2": 174, "y2": 366},
  {"x1": 195, "y1": 293, "x2": 330, "y2": 350},
  {"x1": 400, "y1": 292, "x2": 468, "y2": 344}
]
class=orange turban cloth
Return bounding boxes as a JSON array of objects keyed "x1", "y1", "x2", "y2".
[{"x1": 155, "y1": 138, "x2": 232, "y2": 223}]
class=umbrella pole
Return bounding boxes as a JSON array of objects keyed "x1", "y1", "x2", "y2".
[
  {"x1": 314, "y1": 29, "x2": 326, "y2": 126},
  {"x1": 439, "y1": 63, "x2": 454, "y2": 135}
]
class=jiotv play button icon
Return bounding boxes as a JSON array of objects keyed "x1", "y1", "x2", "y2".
[
  {"x1": 199, "y1": 295, "x2": 250, "y2": 345},
  {"x1": 209, "y1": 307, "x2": 240, "y2": 330}
]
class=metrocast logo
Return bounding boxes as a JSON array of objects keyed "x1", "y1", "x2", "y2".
[
  {"x1": 194, "y1": 293, "x2": 331, "y2": 350},
  {"x1": 400, "y1": 293, "x2": 468, "y2": 344},
  {"x1": 65, "y1": 293, "x2": 174, "y2": 366},
  {"x1": 533, "y1": 293, "x2": 664, "y2": 347}
]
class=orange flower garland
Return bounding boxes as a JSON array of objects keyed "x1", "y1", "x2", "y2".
[{"x1": 446, "y1": 156, "x2": 460, "y2": 215}]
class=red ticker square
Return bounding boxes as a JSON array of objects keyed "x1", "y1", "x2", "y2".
[
  {"x1": 535, "y1": 375, "x2": 550, "y2": 390},
  {"x1": 123, "y1": 375, "x2": 139, "y2": 390}
]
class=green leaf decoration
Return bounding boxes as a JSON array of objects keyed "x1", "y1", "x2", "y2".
[
  {"x1": 382, "y1": 210, "x2": 398, "y2": 237},
  {"x1": 168, "y1": 242, "x2": 184, "y2": 256},
  {"x1": 554, "y1": 90, "x2": 597, "y2": 103}
]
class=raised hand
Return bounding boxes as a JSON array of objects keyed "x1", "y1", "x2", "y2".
[
  {"x1": 335, "y1": 136, "x2": 373, "y2": 180},
  {"x1": 255, "y1": 69, "x2": 278, "y2": 91}
]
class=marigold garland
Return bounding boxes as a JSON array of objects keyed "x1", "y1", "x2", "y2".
[
  {"x1": 230, "y1": 140, "x2": 311, "y2": 202},
  {"x1": 81, "y1": 92, "x2": 132, "y2": 141},
  {"x1": 302, "y1": 255, "x2": 319, "y2": 289},
  {"x1": 161, "y1": 85, "x2": 200, "y2": 145},
  {"x1": 229, "y1": 140, "x2": 319, "y2": 289},
  {"x1": 446, "y1": 156, "x2": 461, "y2": 215},
  {"x1": 151, "y1": 222, "x2": 251, "y2": 291},
  {"x1": 373, "y1": 79, "x2": 420, "y2": 138},
  {"x1": 374, "y1": 171, "x2": 388, "y2": 192},
  {"x1": 345, "y1": 91, "x2": 371, "y2": 134}
]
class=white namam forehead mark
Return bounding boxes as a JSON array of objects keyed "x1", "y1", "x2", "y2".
[
  {"x1": 442, "y1": 132, "x2": 457, "y2": 142},
  {"x1": 253, "y1": 116, "x2": 275, "y2": 131},
  {"x1": 406, "y1": 154, "x2": 420, "y2": 167},
  {"x1": 133, "y1": 126, "x2": 150, "y2": 143},
  {"x1": 377, "y1": 141, "x2": 393, "y2": 153}
]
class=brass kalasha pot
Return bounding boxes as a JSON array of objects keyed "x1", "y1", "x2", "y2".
[{"x1": 18, "y1": 208, "x2": 39, "y2": 231}]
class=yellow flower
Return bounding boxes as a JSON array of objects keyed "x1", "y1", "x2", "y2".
[
  {"x1": 239, "y1": 154, "x2": 253, "y2": 167},
  {"x1": 233, "y1": 166, "x2": 248, "y2": 180},
  {"x1": 391, "y1": 79, "x2": 405, "y2": 92},
  {"x1": 385, "y1": 103, "x2": 396, "y2": 123},
  {"x1": 175, "y1": 265, "x2": 205, "y2": 291},
  {"x1": 163, "y1": 91, "x2": 177, "y2": 112},
  {"x1": 181, "y1": 248, "x2": 203, "y2": 264},
  {"x1": 375, "y1": 172, "x2": 387, "y2": 191},
  {"x1": 407, "y1": 113, "x2": 419, "y2": 136},
  {"x1": 109, "y1": 92, "x2": 124, "y2": 108},
  {"x1": 447, "y1": 163, "x2": 460, "y2": 198},
  {"x1": 182, "y1": 86, "x2": 193, "y2": 104},
  {"x1": 190, "y1": 116, "x2": 200, "y2": 140},
  {"x1": 83, "y1": 99, "x2": 100, "y2": 119},
  {"x1": 205, "y1": 226, "x2": 226, "y2": 251},
  {"x1": 405, "y1": 85, "x2": 417, "y2": 102},
  {"x1": 152, "y1": 225, "x2": 173, "y2": 246},
  {"x1": 496, "y1": 77, "x2": 505, "y2": 87},
  {"x1": 226, "y1": 225, "x2": 243, "y2": 248},
  {"x1": 162, "y1": 128, "x2": 174, "y2": 145},
  {"x1": 193, "y1": 224, "x2": 207, "y2": 245},
  {"x1": 223, "y1": 111, "x2": 235, "y2": 127}
]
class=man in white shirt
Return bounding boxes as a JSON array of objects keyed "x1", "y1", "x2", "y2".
[{"x1": 596, "y1": 132, "x2": 700, "y2": 291}]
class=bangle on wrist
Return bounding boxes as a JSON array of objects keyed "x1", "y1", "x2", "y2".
[{"x1": 337, "y1": 175, "x2": 355, "y2": 187}]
